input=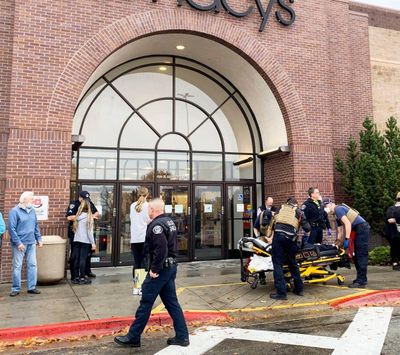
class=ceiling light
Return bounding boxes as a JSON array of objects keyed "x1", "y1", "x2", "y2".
[
  {"x1": 159, "y1": 66, "x2": 167, "y2": 71},
  {"x1": 176, "y1": 45, "x2": 185, "y2": 50}
]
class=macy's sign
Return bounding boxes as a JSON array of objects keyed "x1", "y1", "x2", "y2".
[{"x1": 152, "y1": 0, "x2": 296, "y2": 32}]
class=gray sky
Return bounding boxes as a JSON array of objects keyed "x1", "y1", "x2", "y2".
[{"x1": 353, "y1": 0, "x2": 400, "y2": 10}]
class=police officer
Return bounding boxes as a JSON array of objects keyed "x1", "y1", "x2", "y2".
[
  {"x1": 270, "y1": 197, "x2": 311, "y2": 300},
  {"x1": 301, "y1": 187, "x2": 331, "y2": 245},
  {"x1": 114, "y1": 198, "x2": 189, "y2": 348},
  {"x1": 253, "y1": 207, "x2": 274, "y2": 285},
  {"x1": 256, "y1": 196, "x2": 274, "y2": 217},
  {"x1": 66, "y1": 191, "x2": 99, "y2": 281},
  {"x1": 384, "y1": 192, "x2": 400, "y2": 270},
  {"x1": 323, "y1": 198, "x2": 370, "y2": 288}
]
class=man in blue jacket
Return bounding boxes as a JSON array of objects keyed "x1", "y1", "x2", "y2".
[
  {"x1": 8, "y1": 191, "x2": 43, "y2": 297},
  {"x1": 0, "y1": 211, "x2": 5, "y2": 249}
]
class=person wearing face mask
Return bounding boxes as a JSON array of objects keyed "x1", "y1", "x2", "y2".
[
  {"x1": 301, "y1": 187, "x2": 332, "y2": 245},
  {"x1": 8, "y1": 191, "x2": 43, "y2": 297},
  {"x1": 323, "y1": 198, "x2": 370, "y2": 288}
]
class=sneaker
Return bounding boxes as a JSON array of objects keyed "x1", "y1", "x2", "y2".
[
  {"x1": 27, "y1": 288, "x2": 41, "y2": 294},
  {"x1": 79, "y1": 278, "x2": 92, "y2": 285},
  {"x1": 348, "y1": 282, "x2": 367, "y2": 288},
  {"x1": 9, "y1": 291, "x2": 19, "y2": 297},
  {"x1": 133, "y1": 288, "x2": 140, "y2": 295},
  {"x1": 86, "y1": 272, "x2": 96, "y2": 278},
  {"x1": 269, "y1": 293, "x2": 288, "y2": 300},
  {"x1": 167, "y1": 337, "x2": 190, "y2": 347},
  {"x1": 71, "y1": 278, "x2": 80, "y2": 284}
]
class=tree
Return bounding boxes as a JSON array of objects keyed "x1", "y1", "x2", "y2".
[{"x1": 335, "y1": 117, "x2": 400, "y2": 235}]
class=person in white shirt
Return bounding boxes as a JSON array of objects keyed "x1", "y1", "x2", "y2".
[{"x1": 130, "y1": 187, "x2": 151, "y2": 295}]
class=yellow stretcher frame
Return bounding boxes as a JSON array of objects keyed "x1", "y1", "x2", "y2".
[{"x1": 240, "y1": 239, "x2": 347, "y2": 289}]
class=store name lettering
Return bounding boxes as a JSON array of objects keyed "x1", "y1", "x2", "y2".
[{"x1": 152, "y1": 0, "x2": 296, "y2": 32}]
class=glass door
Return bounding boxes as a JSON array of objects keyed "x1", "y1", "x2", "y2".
[
  {"x1": 80, "y1": 184, "x2": 116, "y2": 265},
  {"x1": 193, "y1": 185, "x2": 223, "y2": 260},
  {"x1": 118, "y1": 184, "x2": 153, "y2": 265},
  {"x1": 227, "y1": 185, "x2": 254, "y2": 258},
  {"x1": 158, "y1": 184, "x2": 190, "y2": 259}
]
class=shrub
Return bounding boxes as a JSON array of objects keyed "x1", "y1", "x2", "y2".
[{"x1": 368, "y1": 246, "x2": 391, "y2": 265}]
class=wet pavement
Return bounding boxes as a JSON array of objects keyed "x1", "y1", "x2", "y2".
[{"x1": 0, "y1": 260, "x2": 399, "y2": 330}]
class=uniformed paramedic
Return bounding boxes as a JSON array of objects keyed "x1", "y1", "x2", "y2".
[
  {"x1": 114, "y1": 198, "x2": 189, "y2": 348},
  {"x1": 301, "y1": 187, "x2": 331, "y2": 245},
  {"x1": 323, "y1": 198, "x2": 370, "y2": 288},
  {"x1": 66, "y1": 191, "x2": 99, "y2": 281},
  {"x1": 270, "y1": 197, "x2": 311, "y2": 300}
]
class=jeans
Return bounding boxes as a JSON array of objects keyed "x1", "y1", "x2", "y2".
[
  {"x1": 127, "y1": 264, "x2": 188, "y2": 342},
  {"x1": 11, "y1": 244, "x2": 37, "y2": 292},
  {"x1": 272, "y1": 232, "x2": 303, "y2": 296},
  {"x1": 306, "y1": 226, "x2": 323, "y2": 244},
  {"x1": 353, "y1": 223, "x2": 370, "y2": 285},
  {"x1": 72, "y1": 242, "x2": 91, "y2": 279}
]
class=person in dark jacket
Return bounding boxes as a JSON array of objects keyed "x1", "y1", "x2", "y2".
[
  {"x1": 270, "y1": 197, "x2": 311, "y2": 300},
  {"x1": 114, "y1": 198, "x2": 189, "y2": 348},
  {"x1": 301, "y1": 187, "x2": 331, "y2": 245},
  {"x1": 384, "y1": 192, "x2": 400, "y2": 271}
]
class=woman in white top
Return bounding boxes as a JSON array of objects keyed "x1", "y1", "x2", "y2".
[{"x1": 130, "y1": 187, "x2": 151, "y2": 271}]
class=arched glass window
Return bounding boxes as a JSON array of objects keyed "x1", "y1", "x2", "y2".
[{"x1": 73, "y1": 56, "x2": 262, "y2": 182}]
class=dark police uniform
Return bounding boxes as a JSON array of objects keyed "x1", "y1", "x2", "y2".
[
  {"x1": 301, "y1": 198, "x2": 331, "y2": 244},
  {"x1": 335, "y1": 205, "x2": 369, "y2": 286},
  {"x1": 384, "y1": 203, "x2": 400, "y2": 268},
  {"x1": 66, "y1": 200, "x2": 98, "y2": 279},
  {"x1": 271, "y1": 203, "x2": 311, "y2": 298},
  {"x1": 254, "y1": 208, "x2": 273, "y2": 237},
  {"x1": 125, "y1": 213, "x2": 189, "y2": 344}
]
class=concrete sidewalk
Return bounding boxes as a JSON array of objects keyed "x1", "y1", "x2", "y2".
[{"x1": 0, "y1": 260, "x2": 399, "y2": 339}]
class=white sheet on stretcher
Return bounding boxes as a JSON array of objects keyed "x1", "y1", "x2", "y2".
[{"x1": 248, "y1": 254, "x2": 274, "y2": 272}]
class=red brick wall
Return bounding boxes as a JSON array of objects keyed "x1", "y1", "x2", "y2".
[
  {"x1": 350, "y1": 1, "x2": 400, "y2": 31},
  {"x1": 0, "y1": 0, "x2": 375, "y2": 281},
  {"x1": 0, "y1": 0, "x2": 14, "y2": 279}
]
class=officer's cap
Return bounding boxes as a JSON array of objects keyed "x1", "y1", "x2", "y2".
[
  {"x1": 79, "y1": 190, "x2": 90, "y2": 199},
  {"x1": 322, "y1": 198, "x2": 333, "y2": 206}
]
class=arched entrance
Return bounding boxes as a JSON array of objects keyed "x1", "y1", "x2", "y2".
[{"x1": 73, "y1": 50, "x2": 270, "y2": 265}]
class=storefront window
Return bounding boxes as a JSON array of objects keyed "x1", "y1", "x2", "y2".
[
  {"x1": 225, "y1": 154, "x2": 254, "y2": 181},
  {"x1": 78, "y1": 149, "x2": 117, "y2": 180},
  {"x1": 119, "y1": 151, "x2": 154, "y2": 181},
  {"x1": 157, "y1": 151, "x2": 190, "y2": 181},
  {"x1": 192, "y1": 153, "x2": 223, "y2": 181}
]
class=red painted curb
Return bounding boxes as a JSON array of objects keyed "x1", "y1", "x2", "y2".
[
  {"x1": 0, "y1": 311, "x2": 229, "y2": 343},
  {"x1": 330, "y1": 289, "x2": 400, "y2": 308}
]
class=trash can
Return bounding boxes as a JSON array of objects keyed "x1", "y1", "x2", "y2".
[{"x1": 37, "y1": 235, "x2": 67, "y2": 284}]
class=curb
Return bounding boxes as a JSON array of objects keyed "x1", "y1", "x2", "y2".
[
  {"x1": 0, "y1": 311, "x2": 229, "y2": 343},
  {"x1": 330, "y1": 289, "x2": 400, "y2": 308}
]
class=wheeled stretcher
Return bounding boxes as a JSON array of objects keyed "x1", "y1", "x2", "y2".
[{"x1": 239, "y1": 237, "x2": 350, "y2": 290}]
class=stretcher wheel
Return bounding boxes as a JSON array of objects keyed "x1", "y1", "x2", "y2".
[
  {"x1": 251, "y1": 280, "x2": 258, "y2": 289},
  {"x1": 337, "y1": 275, "x2": 345, "y2": 286},
  {"x1": 241, "y1": 275, "x2": 248, "y2": 282}
]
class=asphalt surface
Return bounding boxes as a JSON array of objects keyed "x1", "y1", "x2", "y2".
[{"x1": 3, "y1": 306, "x2": 399, "y2": 354}]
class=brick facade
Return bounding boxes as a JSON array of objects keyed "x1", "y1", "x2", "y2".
[{"x1": 0, "y1": 0, "x2": 377, "y2": 282}]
